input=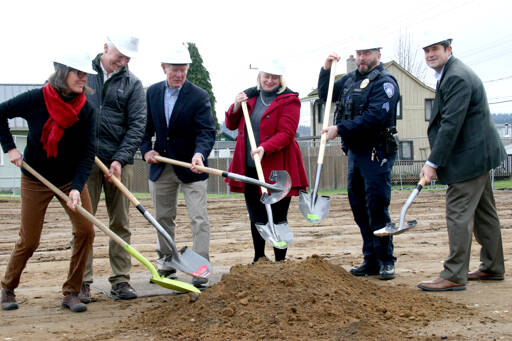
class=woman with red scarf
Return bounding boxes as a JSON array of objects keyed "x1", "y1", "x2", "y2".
[{"x1": 0, "y1": 53, "x2": 97, "y2": 313}]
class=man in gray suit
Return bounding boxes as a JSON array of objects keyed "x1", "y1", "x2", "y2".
[{"x1": 417, "y1": 38, "x2": 506, "y2": 291}]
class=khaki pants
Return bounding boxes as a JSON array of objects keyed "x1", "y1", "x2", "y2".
[
  {"x1": 2, "y1": 174, "x2": 94, "y2": 294},
  {"x1": 441, "y1": 172, "x2": 505, "y2": 284},
  {"x1": 149, "y1": 165, "x2": 210, "y2": 265},
  {"x1": 78, "y1": 163, "x2": 133, "y2": 285}
]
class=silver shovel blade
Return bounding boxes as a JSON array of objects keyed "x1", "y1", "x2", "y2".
[
  {"x1": 255, "y1": 222, "x2": 293, "y2": 249},
  {"x1": 373, "y1": 220, "x2": 418, "y2": 237},
  {"x1": 168, "y1": 246, "x2": 212, "y2": 278},
  {"x1": 298, "y1": 191, "x2": 330, "y2": 224},
  {"x1": 260, "y1": 170, "x2": 292, "y2": 205}
]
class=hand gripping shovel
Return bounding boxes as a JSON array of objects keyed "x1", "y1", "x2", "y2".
[
  {"x1": 374, "y1": 178, "x2": 426, "y2": 237},
  {"x1": 241, "y1": 101, "x2": 292, "y2": 249},
  {"x1": 298, "y1": 60, "x2": 337, "y2": 223},
  {"x1": 22, "y1": 161, "x2": 200, "y2": 293},
  {"x1": 154, "y1": 156, "x2": 291, "y2": 205},
  {"x1": 94, "y1": 157, "x2": 211, "y2": 279}
]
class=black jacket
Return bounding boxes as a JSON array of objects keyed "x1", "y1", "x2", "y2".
[
  {"x1": 0, "y1": 88, "x2": 96, "y2": 191},
  {"x1": 86, "y1": 54, "x2": 146, "y2": 166}
]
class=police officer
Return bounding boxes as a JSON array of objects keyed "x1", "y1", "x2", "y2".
[{"x1": 319, "y1": 44, "x2": 400, "y2": 280}]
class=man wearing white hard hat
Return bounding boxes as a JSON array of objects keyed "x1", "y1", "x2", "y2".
[
  {"x1": 417, "y1": 38, "x2": 506, "y2": 292},
  {"x1": 140, "y1": 43, "x2": 215, "y2": 288},
  {"x1": 320, "y1": 43, "x2": 400, "y2": 280},
  {"x1": 74, "y1": 34, "x2": 146, "y2": 302},
  {"x1": 1, "y1": 52, "x2": 97, "y2": 312}
]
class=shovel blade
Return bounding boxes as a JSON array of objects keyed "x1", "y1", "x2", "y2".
[
  {"x1": 298, "y1": 191, "x2": 330, "y2": 224},
  {"x1": 167, "y1": 246, "x2": 212, "y2": 279},
  {"x1": 255, "y1": 221, "x2": 293, "y2": 249},
  {"x1": 150, "y1": 275, "x2": 201, "y2": 293},
  {"x1": 259, "y1": 170, "x2": 292, "y2": 205},
  {"x1": 373, "y1": 220, "x2": 418, "y2": 237}
]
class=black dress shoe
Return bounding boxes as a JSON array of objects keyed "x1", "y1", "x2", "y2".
[
  {"x1": 350, "y1": 263, "x2": 379, "y2": 276},
  {"x1": 379, "y1": 264, "x2": 395, "y2": 280}
]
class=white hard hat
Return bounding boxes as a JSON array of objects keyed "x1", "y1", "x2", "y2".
[
  {"x1": 54, "y1": 52, "x2": 96, "y2": 75},
  {"x1": 258, "y1": 58, "x2": 286, "y2": 76},
  {"x1": 355, "y1": 42, "x2": 382, "y2": 52},
  {"x1": 422, "y1": 37, "x2": 453, "y2": 49},
  {"x1": 107, "y1": 35, "x2": 139, "y2": 57},
  {"x1": 161, "y1": 44, "x2": 192, "y2": 64}
]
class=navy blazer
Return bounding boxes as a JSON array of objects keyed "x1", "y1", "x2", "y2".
[{"x1": 140, "y1": 80, "x2": 216, "y2": 183}]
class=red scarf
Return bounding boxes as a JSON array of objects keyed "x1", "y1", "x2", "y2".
[{"x1": 41, "y1": 83, "x2": 86, "y2": 158}]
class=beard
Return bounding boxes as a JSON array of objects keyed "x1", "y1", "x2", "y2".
[{"x1": 357, "y1": 59, "x2": 379, "y2": 74}]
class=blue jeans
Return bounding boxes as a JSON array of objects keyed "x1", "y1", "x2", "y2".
[{"x1": 347, "y1": 149, "x2": 396, "y2": 266}]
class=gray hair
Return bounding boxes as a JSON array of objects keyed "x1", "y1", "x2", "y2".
[{"x1": 48, "y1": 62, "x2": 93, "y2": 95}]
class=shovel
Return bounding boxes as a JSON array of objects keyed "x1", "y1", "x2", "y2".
[
  {"x1": 154, "y1": 155, "x2": 291, "y2": 205},
  {"x1": 298, "y1": 60, "x2": 337, "y2": 224},
  {"x1": 241, "y1": 101, "x2": 292, "y2": 249},
  {"x1": 94, "y1": 157, "x2": 211, "y2": 279},
  {"x1": 21, "y1": 161, "x2": 200, "y2": 293},
  {"x1": 373, "y1": 178, "x2": 426, "y2": 237}
]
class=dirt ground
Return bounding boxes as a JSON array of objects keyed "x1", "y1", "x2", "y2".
[{"x1": 0, "y1": 189, "x2": 511, "y2": 340}]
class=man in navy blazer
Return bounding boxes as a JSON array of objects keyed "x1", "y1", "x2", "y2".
[
  {"x1": 140, "y1": 44, "x2": 216, "y2": 287},
  {"x1": 417, "y1": 38, "x2": 506, "y2": 292}
]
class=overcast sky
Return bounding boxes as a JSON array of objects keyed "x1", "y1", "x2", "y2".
[{"x1": 1, "y1": 0, "x2": 511, "y2": 126}]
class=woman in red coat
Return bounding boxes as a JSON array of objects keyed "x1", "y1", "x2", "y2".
[{"x1": 225, "y1": 60, "x2": 308, "y2": 263}]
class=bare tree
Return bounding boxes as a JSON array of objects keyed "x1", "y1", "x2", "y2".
[{"x1": 395, "y1": 30, "x2": 429, "y2": 84}]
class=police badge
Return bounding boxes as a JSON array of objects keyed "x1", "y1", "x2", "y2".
[{"x1": 360, "y1": 78, "x2": 370, "y2": 88}]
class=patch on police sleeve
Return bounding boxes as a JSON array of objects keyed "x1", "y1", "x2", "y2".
[
  {"x1": 383, "y1": 83, "x2": 394, "y2": 98},
  {"x1": 382, "y1": 102, "x2": 390, "y2": 112}
]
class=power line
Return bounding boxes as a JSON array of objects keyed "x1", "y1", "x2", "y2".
[
  {"x1": 489, "y1": 100, "x2": 512, "y2": 105},
  {"x1": 484, "y1": 75, "x2": 512, "y2": 83}
]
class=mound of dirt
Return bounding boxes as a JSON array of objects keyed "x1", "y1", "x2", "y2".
[{"x1": 102, "y1": 256, "x2": 470, "y2": 340}]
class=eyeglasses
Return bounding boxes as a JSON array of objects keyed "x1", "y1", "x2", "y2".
[{"x1": 70, "y1": 69, "x2": 88, "y2": 78}]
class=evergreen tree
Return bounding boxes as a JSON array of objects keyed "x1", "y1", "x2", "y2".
[{"x1": 187, "y1": 42, "x2": 219, "y2": 131}]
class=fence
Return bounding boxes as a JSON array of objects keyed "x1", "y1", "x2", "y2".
[{"x1": 2, "y1": 136, "x2": 512, "y2": 195}]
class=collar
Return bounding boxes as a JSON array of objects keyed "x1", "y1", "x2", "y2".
[
  {"x1": 434, "y1": 55, "x2": 452, "y2": 81},
  {"x1": 165, "y1": 81, "x2": 183, "y2": 95}
]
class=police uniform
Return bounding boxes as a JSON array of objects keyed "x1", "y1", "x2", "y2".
[{"x1": 318, "y1": 61, "x2": 400, "y2": 278}]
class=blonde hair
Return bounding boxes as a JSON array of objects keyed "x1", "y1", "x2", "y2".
[{"x1": 257, "y1": 72, "x2": 287, "y2": 94}]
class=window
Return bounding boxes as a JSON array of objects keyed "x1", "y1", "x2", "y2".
[
  {"x1": 396, "y1": 96, "x2": 402, "y2": 120},
  {"x1": 316, "y1": 100, "x2": 325, "y2": 124},
  {"x1": 399, "y1": 141, "x2": 414, "y2": 160},
  {"x1": 425, "y1": 99, "x2": 434, "y2": 121}
]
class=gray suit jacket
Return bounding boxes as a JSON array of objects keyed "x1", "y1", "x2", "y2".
[{"x1": 428, "y1": 57, "x2": 506, "y2": 184}]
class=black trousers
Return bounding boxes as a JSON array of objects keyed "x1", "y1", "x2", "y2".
[{"x1": 244, "y1": 167, "x2": 291, "y2": 262}]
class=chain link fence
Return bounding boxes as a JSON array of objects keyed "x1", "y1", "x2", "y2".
[{"x1": 2, "y1": 135, "x2": 511, "y2": 195}]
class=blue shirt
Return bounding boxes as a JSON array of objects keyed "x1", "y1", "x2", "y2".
[{"x1": 164, "y1": 83, "x2": 181, "y2": 127}]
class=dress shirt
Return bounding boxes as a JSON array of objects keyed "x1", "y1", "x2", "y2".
[{"x1": 164, "y1": 83, "x2": 181, "y2": 127}]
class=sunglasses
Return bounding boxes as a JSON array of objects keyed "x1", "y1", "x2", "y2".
[{"x1": 70, "y1": 68, "x2": 88, "y2": 78}]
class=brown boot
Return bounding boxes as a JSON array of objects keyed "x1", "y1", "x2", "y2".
[
  {"x1": 62, "y1": 293, "x2": 87, "y2": 313},
  {"x1": 1, "y1": 289, "x2": 18, "y2": 310}
]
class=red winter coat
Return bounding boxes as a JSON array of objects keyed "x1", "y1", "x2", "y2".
[{"x1": 225, "y1": 91, "x2": 309, "y2": 196}]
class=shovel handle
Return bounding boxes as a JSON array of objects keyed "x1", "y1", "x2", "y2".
[
  {"x1": 21, "y1": 161, "x2": 127, "y2": 247},
  {"x1": 94, "y1": 157, "x2": 140, "y2": 207},
  {"x1": 154, "y1": 155, "x2": 224, "y2": 177},
  {"x1": 241, "y1": 101, "x2": 268, "y2": 194},
  {"x1": 318, "y1": 59, "x2": 338, "y2": 164},
  {"x1": 418, "y1": 177, "x2": 426, "y2": 187}
]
